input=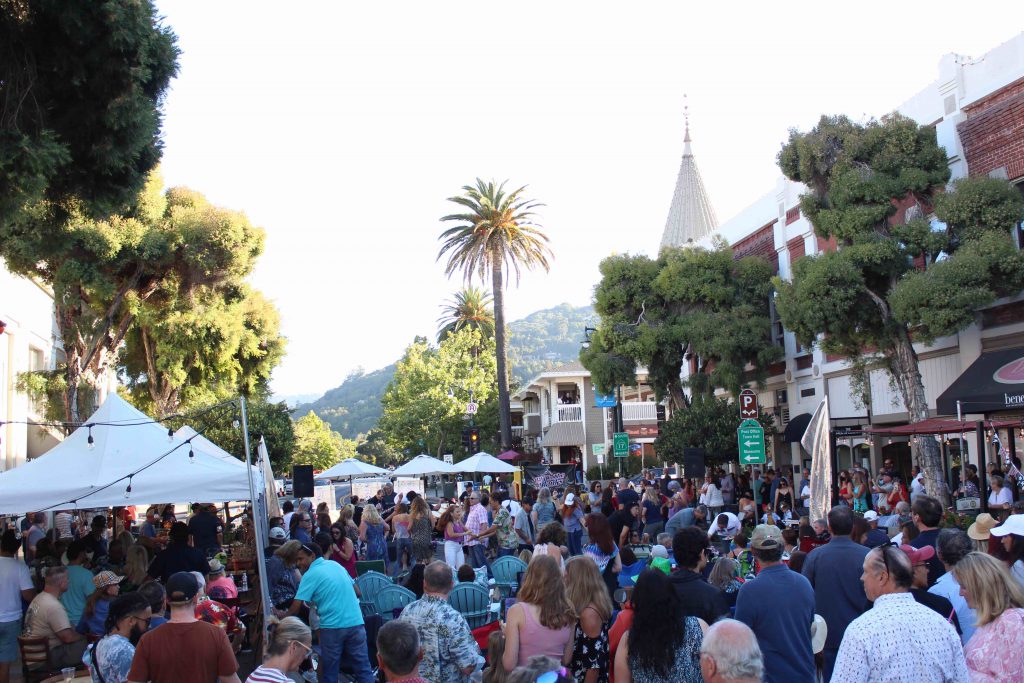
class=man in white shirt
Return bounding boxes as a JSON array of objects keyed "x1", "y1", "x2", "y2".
[
  {"x1": 1, "y1": 530, "x2": 36, "y2": 682},
  {"x1": 707, "y1": 512, "x2": 741, "y2": 540},
  {"x1": 910, "y1": 467, "x2": 926, "y2": 502},
  {"x1": 832, "y1": 544, "x2": 968, "y2": 683}
]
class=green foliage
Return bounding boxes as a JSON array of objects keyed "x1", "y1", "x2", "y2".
[
  {"x1": 439, "y1": 178, "x2": 554, "y2": 449},
  {"x1": 655, "y1": 397, "x2": 777, "y2": 466},
  {"x1": 508, "y1": 304, "x2": 596, "y2": 383},
  {"x1": 377, "y1": 328, "x2": 499, "y2": 458},
  {"x1": 296, "y1": 366, "x2": 397, "y2": 439},
  {"x1": 195, "y1": 399, "x2": 296, "y2": 474},
  {"x1": 117, "y1": 184, "x2": 284, "y2": 417},
  {"x1": 774, "y1": 117, "x2": 1024, "y2": 358},
  {"x1": 0, "y1": 0, "x2": 179, "y2": 226},
  {"x1": 581, "y1": 241, "x2": 781, "y2": 409},
  {"x1": 292, "y1": 411, "x2": 355, "y2": 471},
  {"x1": 355, "y1": 431, "x2": 399, "y2": 468},
  {"x1": 296, "y1": 304, "x2": 593, "y2": 440},
  {"x1": 774, "y1": 114, "x2": 1024, "y2": 506},
  {"x1": 437, "y1": 286, "x2": 494, "y2": 343}
]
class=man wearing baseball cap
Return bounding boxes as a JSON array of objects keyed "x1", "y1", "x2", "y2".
[
  {"x1": 862, "y1": 510, "x2": 889, "y2": 548},
  {"x1": 127, "y1": 571, "x2": 239, "y2": 683},
  {"x1": 735, "y1": 524, "x2": 815, "y2": 683}
]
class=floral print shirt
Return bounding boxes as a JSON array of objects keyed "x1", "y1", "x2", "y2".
[
  {"x1": 399, "y1": 595, "x2": 481, "y2": 683},
  {"x1": 964, "y1": 608, "x2": 1024, "y2": 683}
]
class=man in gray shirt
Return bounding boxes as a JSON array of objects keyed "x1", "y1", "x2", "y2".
[{"x1": 514, "y1": 498, "x2": 535, "y2": 551}]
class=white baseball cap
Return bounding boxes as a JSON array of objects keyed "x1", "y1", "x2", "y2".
[
  {"x1": 991, "y1": 514, "x2": 1024, "y2": 538},
  {"x1": 863, "y1": 510, "x2": 879, "y2": 522}
]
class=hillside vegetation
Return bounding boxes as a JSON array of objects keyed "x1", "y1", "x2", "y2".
[{"x1": 297, "y1": 303, "x2": 593, "y2": 438}]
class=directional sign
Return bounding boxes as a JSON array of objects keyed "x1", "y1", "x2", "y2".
[
  {"x1": 594, "y1": 393, "x2": 617, "y2": 408},
  {"x1": 739, "y1": 389, "x2": 759, "y2": 419},
  {"x1": 737, "y1": 418, "x2": 766, "y2": 465},
  {"x1": 592, "y1": 444, "x2": 606, "y2": 465},
  {"x1": 613, "y1": 432, "x2": 630, "y2": 458}
]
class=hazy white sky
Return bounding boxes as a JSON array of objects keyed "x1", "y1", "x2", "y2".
[{"x1": 153, "y1": 1, "x2": 1016, "y2": 397}]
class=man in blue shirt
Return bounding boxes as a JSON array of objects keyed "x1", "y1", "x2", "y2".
[
  {"x1": 281, "y1": 543, "x2": 371, "y2": 683},
  {"x1": 735, "y1": 525, "x2": 816, "y2": 683},
  {"x1": 801, "y1": 505, "x2": 868, "y2": 683}
]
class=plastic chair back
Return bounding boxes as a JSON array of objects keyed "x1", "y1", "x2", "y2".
[
  {"x1": 356, "y1": 559, "x2": 388, "y2": 576},
  {"x1": 491, "y1": 556, "x2": 527, "y2": 595},
  {"x1": 355, "y1": 570, "x2": 392, "y2": 604},
  {"x1": 373, "y1": 584, "x2": 416, "y2": 622},
  {"x1": 448, "y1": 582, "x2": 495, "y2": 629}
]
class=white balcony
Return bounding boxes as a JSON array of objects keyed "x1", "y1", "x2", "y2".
[
  {"x1": 511, "y1": 425, "x2": 525, "y2": 437},
  {"x1": 556, "y1": 404, "x2": 583, "y2": 422},
  {"x1": 621, "y1": 401, "x2": 658, "y2": 422}
]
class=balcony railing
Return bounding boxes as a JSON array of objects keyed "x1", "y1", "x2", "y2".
[
  {"x1": 621, "y1": 401, "x2": 658, "y2": 422},
  {"x1": 556, "y1": 404, "x2": 583, "y2": 422},
  {"x1": 511, "y1": 425, "x2": 525, "y2": 437}
]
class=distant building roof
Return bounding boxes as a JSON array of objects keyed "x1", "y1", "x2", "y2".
[{"x1": 659, "y1": 115, "x2": 718, "y2": 250}]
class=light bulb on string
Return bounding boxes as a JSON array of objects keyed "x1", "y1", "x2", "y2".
[
  {"x1": 124, "y1": 476, "x2": 133, "y2": 499},
  {"x1": 87, "y1": 425, "x2": 95, "y2": 450},
  {"x1": 189, "y1": 445, "x2": 195, "y2": 464},
  {"x1": 167, "y1": 426, "x2": 174, "y2": 442}
]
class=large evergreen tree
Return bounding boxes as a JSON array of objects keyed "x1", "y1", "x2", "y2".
[
  {"x1": 0, "y1": 0, "x2": 179, "y2": 227},
  {"x1": 438, "y1": 179, "x2": 553, "y2": 450},
  {"x1": 775, "y1": 114, "x2": 1024, "y2": 506},
  {"x1": 581, "y1": 241, "x2": 781, "y2": 410}
]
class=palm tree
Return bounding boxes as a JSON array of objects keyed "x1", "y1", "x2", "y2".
[
  {"x1": 437, "y1": 286, "x2": 495, "y2": 343},
  {"x1": 438, "y1": 179, "x2": 552, "y2": 449}
]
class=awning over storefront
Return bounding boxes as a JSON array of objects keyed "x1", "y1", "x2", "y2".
[
  {"x1": 784, "y1": 413, "x2": 812, "y2": 443},
  {"x1": 540, "y1": 421, "x2": 585, "y2": 448},
  {"x1": 865, "y1": 417, "x2": 1022, "y2": 436},
  {"x1": 936, "y1": 347, "x2": 1024, "y2": 415}
]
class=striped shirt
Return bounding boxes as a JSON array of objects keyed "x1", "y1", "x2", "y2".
[
  {"x1": 245, "y1": 665, "x2": 291, "y2": 682},
  {"x1": 465, "y1": 503, "x2": 488, "y2": 547}
]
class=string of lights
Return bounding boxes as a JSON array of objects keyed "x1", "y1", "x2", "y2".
[
  {"x1": 0, "y1": 397, "x2": 240, "y2": 450},
  {"x1": 4, "y1": 398, "x2": 245, "y2": 512}
]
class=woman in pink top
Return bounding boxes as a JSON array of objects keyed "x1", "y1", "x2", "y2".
[
  {"x1": 439, "y1": 504, "x2": 470, "y2": 569},
  {"x1": 205, "y1": 560, "x2": 238, "y2": 599},
  {"x1": 953, "y1": 551, "x2": 1024, "y2": 682},
  {"x1": 502, "y1": 554, "x2": 576, "y2": 669}
]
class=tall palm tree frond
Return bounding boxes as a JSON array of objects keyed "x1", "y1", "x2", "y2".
[{"x1": 437, "y1": 286, "x2": 494, "y2": 342}]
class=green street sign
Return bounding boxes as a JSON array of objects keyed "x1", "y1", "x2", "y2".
[
  {"x1": 613, "y1": 432, "x2": 629, "y2": 458},
  {"x1": 737, "y1": 419, "x2": 766, "y2": 465}
]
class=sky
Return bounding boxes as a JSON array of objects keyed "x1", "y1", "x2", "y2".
[{"x1": 153, "y1": 1, "x2": 1018, "y2": 398}]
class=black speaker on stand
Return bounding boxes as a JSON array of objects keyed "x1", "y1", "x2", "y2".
[
  {"x1": 682, "y1": 448, "x2": 706, "y2": 480},
  {"x1": 292, "y1": 465, "x2": 314, "y2": 498}
]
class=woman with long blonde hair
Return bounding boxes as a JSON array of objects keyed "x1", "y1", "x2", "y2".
[
  {"x1": 359, "y1": 502, "x2": 389, "y2": 564},
  {"x1": 502, "y1": 554, "x2": 576, "y2": 671},
  {"x1": 566, "y1": 556, "x2": 613, "y2": 683},
  {"x1": 952, "y1": 551, "x2": 1024, "y2": 681},
  {"x1": 122, "y1": 544, "x2": 149, "y2": 590}
]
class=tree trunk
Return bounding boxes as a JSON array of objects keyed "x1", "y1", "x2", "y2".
[
  {"x1": 888, "y1": 327, "x2": 950, "y2": 507},
  {"x1": 491, "y1": 262, "x2": 512, "y2": 450}
]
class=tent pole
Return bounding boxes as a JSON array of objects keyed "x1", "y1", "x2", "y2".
[{"x1": 240, "y1": 396, "x2": 272, "y2": 655}]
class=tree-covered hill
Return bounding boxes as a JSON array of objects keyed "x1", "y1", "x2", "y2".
[{"x1": 296, "y1": 303, "x2": 594, "y2": 438}]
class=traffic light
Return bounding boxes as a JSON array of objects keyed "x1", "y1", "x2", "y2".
[
  {"x1": 468, "y1": 427, "x2": 480, "y2": 453},
  {"x1": 461, "y1": 428, "x2": 471, "y2": 449}
]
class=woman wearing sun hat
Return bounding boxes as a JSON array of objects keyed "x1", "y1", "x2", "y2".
[
  {"x1": 967, "y1": 513, "x2": 998, "y2": 552},
  {"x1": 77, "y1": 571, "x2": 124, "y2": 637},
  {"x1": 991, "y1": 513, "x2": 1024, "y2": 588}
]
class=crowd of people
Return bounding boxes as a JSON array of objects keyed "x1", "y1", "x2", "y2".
[{"x1": 3, "y1": 462, "x2": 1024, "y2": 683}]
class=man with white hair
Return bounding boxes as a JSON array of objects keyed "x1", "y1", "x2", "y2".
[
  {"x1": 699, "y1": 619, "x2": 763, "y2": 683},
  {"x1": 831, "y1": 544, "x2": 967, "y2": 682}
]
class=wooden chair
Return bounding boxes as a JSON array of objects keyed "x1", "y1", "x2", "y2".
[
  {"x1": 447, "y1": 583, "x2": 496, "y2": 630},
  {"x1": 490, "y1": 556, "x2": 526, "y2": 598},
  {"x1": 17, "y1": 635, "x2": 68, "y2": 683},
  {"x1": 372, "y1": 585, "x2": 416, "y2": 623}
]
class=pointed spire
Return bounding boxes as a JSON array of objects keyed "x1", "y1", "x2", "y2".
[{"x1": 660, "y1": 97, "x2": 718, "y2": 250}]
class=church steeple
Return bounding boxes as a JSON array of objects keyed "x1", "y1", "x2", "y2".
[{"x1": 659, "y1": 98, "x2": 718, "y2": 250}]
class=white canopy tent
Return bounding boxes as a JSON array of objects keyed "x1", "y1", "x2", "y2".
[
  {"x1": 319, "y1": 458, "x2": 387, "y2": 480},
  {"x1": 0, "y1": 395, "x2": 259, "y2": 514},
  {"x1": 391, "y1": 454, "x2": 457, "y2": 477},
  {"x1": 454, "y1": 452, "x2": 518, "y2": 474}
]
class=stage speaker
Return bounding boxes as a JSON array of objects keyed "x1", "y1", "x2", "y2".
[
  {"x1": 292, "y1": 465, "x2": 314, "y2": 498},
  {"x1": 683, "y1": 448, "x2": 706, "y2": 480}
]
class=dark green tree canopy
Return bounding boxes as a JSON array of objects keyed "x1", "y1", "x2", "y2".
[
  {"x1": 774, "y1": 113, "x2": 1024, "y2": 506},
  {"x1": 581, "y1": 241, "x2": 781, "y2": 410},
  {"x1": 0, "y1": 0, "x2": 179, "y2": 226},
  {"x1": 655, "y1": 396, "x2": 777, "y2": 466}
]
